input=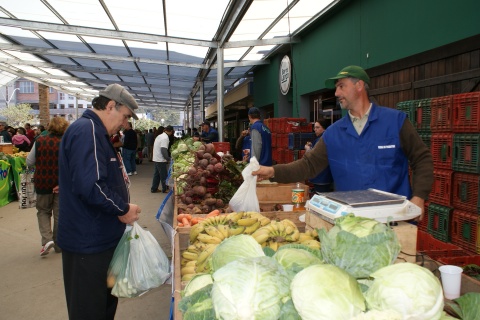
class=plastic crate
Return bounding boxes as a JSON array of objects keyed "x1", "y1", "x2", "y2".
[
  {"x1": 437, "y1": 255, "x2": 480, "y2": 267},
  {"x1": 429, "y1": 169, "x2": 453, "y2": 206},
  {"x1": 452, "y1": 172, "x2": 480, "y2": 212},
  {"x1": 414, "y1": 98, "x2": 432, "y2": 131},
  {"x1": 417, "y1": 229, "x2": 460, "y2": 252},
  {"x1": 431, "y1": 133, "x2": 454, "y2": 169},
  {"x1": 397, "y1": 100, "x2": 416, "y2": 122},
  {"x1": 418, "y1": 131, "x2": 432, "y2": 150},
  {"x1": 452, "y1": 92, "x2": 480, "y2": 133},
  {"x1": 272, "y1": 147, "x2": 284, "y2": 164},
  {"x1": 453, "y1": 134, "x2": 480, "y2": 174},
  {"x1": 284, "y1": 149, "x2": 295, "y2": 163},
  {"x1": 288, "y1": 132, "x2": 315, "y2": 150},
  {"x1": 277, "y1": 133, "x2": 289, "y2": 148},
  {"x1": 275, "y1": 118, "x2": 306, "y2": 133},
  {"x1": 427, "y1": 203, "x2": 454, "y2": 242},
  {"x1": 431, "y1": 95, "x2": 453, "y2": 132},
  {"x1": 451, "y1": 210, "x2": 479, "y2": 254},
  {"x1": 417, "y1": 202, "x2": 430, "y2": 232},
  {"x1": 212, "y1": 142, "x2": 230, "y2": 153}
]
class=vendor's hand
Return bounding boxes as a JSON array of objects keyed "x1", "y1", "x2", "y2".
[
  {"x1": 252, "y1": 166, "x2": 275, "y2": 181},
  {"x1": 241, "y1": 130, "x2": 248, "y2": 137},
  {"x1": 410, "y1": 196, "x2": 425, "y2": 221},
  {"x1": 118, "y1": 203, "x2": 141, "y2": 225},
  {"x1": 52, "y1": 186, "x2": 59, "y2": 193}
]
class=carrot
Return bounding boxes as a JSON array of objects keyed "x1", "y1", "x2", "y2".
[
  {"x1": 178, "y1": 222, "x2": 184, "y2": 227},
  {"x1": 191, "y1": 217, "x2": 199, "y2": 225},
  {"x1": 177, "y1": 213, "x2": 186, "y2": 223},
  {"x1": 184, "y1": 213, "x2": 192, "y2": 221},
  {"x1": 182, "y1": 217, "x2": 191, "y2": 227},
  {"x1": 206, "y1": 209, "x2": 220, "y2": 218}
]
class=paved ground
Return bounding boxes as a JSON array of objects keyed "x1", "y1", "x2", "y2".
[{"x1": 0, "y1": 160, "x2": 172, "y2": 320}]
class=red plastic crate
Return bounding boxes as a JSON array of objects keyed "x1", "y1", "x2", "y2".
[
  {"x1": 417, "y1": 229, "x2": 460, "y2": 252},
  {"x1": 417, "y1": 202, "x2": 430, "y2": 232},
  {"x1": 451, "y1": 210, "x2": 479, "y2": 254},
  {"x1": 431, "y1": 95, "x2": 453, "y2": 132},
  {"x1": 272, "y1": 147, "x2": 284, "y2": 164},
  {"x1": 421, "y1": 249, "x2": 473, "y2": 261},
  {"x1": 431, "y1": 133, "x2": 454, "y2": 169},
  {"x1": 427, "y1": 203, "x2": 454, "y2": 242},
  {"x1": 429, "y1": 169, "x2": 453, "y2": 206},
  {"x1": 284, "y1": 149, "x2": 295, "y2": 163},
  {"x1": 212, "y1": 142, "x2": 230, "y2": 153},
  {"x1": 452, "y1": 172, "x2": 480, "y2": 212},
  {"x1": 437, "y1": 255, "x2": 480, "y2": 266},
  {"x1": 277, "y1": 133, "x2": 289, "y2": 148},
  {"x1": 277, "y1": 118, "x2": 307, "y2": 133},
  {"x1": 452, "y1": 92, "x2": 480, "y2": 133},
  {"x1": 270, "y1": 133, "x2": 277, "y2": 146},
  {"x1": 415, "y1": 98, "x2": 432, "y2": 131},
  {"x1": 299, "y1": 149, "x2": 306, "y2": 159}
]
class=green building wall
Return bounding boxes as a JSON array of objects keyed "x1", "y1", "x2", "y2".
[{"x1": 254, "y1": 0, "x2": 480, "y2": 116}]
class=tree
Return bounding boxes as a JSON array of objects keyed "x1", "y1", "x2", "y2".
[
  {"x1": 134, "y1": 118, "x2": 161, "y2": 131},
  {"x1": 149, "y1": 109, "x2": 180, "y2": 126},
  {"x1": 0, "y1": 103, "x2": 35, "y2": 127}
]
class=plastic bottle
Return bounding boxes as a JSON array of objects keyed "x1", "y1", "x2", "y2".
[{"x1": 291, "y1": 182, "x2": 306, "y2": 211}]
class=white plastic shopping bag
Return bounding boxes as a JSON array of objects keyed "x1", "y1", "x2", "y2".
[{"x1": 229, "y1": 156, "x2": 260, "y2": 212}]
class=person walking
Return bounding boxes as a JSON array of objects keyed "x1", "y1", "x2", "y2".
[
  {"x1": 145, "y1": 128, "x2": 154, "y2": 161},
  {"x1": 0, "y1": 121, "x2": 12, "y2": 143},
  {"x1": 122, "y1": 121, "x2": 137, "y2": 175},
  {"x1": 151, "y1": 125, "x2": 174, "y2": 193},
  {"x1": 248, "y1": 107, "x2": 272, "y2": 166},
  {"x1": 26, "y1": 117, "x2": 69, "y2": 256},
  {"x1": 57, "y1": 83, "x2": 141, "y2": 320},
  {"x1": 253, "y1": 65, "x2": 433, "y2": 219}
]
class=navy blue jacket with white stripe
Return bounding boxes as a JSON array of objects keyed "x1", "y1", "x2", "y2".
[{"x1": 58, "y1": 109, "x2": 130, "y2": 254}]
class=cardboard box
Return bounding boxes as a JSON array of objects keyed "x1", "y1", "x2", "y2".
[
  {"x1": 257, "y1": 182, "x2": 309, "y2": 211},
  {"x1": 0, "y1": 144, "x2": 13, "y2": 154}
]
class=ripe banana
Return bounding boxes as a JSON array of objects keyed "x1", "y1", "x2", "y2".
[
  {"x1": 189, "y1": 223, "x2": 205, "y2": 243},
  {"x1": 258, "y1": 216, "x2": 271, "y2": 226},
  {"x1": 182, "y1": 273, "x2": 196, "y2": 282},
  {"x1": 227, "y1": 211, "x2": 244, "y2": 223},
  {"x1": 253, "y1": 232, "x2": 270, "y2": 244},
  {"x1": 237, "y1": 218, "x2": 258, "y2": 226},
  {"x1": 216, "y1": 224, "x2": 230, "y2": 239},
  {"x1": 196, "y1": 233, "x2": 223, "y2": 244},
  {"x1": 185, "y1": 260, "x2": 197, "y2": 267},
  {"x1": 301, "y1": 239, "x2": 321, "y2": 250},
  {"x1": 244, "y1": 220, "x2": 261, "y2": 234},
  {"x1": 268, "y1": 241, "x2": 279, "y2": 251},
  {"x1": 205, "y1": 225, "x2": 225, "y2": 240},
  {"x1": 227, "y1": 226, "x2": 245, "y2": 236},
  {"x1": 182, "y1": 251, "x2": 198, "y2": 261},
  {"x1": 181, "y1": 266, "x2": 196, "y2": 275},
  {"x1": 298, "y1": 233, "x2": 314, "y2": 243},
  {"x1": 196, "y1": 244, "x2": 218, "y2": 265}
]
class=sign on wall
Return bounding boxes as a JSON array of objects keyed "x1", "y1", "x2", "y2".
[{"x1": 279, "y1": 55, "x2": 291, "y2": 95}]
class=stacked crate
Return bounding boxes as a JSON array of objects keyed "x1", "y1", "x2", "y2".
[
  {"x1": 266, "y1": 118, "x2": 312, "y2": 164},
  {"x1": 397, "y1": 92, "x2": 480, "y2": 262}
]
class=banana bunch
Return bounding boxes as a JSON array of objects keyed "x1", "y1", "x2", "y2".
[
  {"x1": 180, "y1": 242, "x2": 218, "y2": 281},
  {"x1": 251, "y1": 219, "x2": 300, "y2": 251},
  {"x1": 297, "y1": 229, "x2": 321, "y2": 250},
  {"x1": 226, "y1": 211, "x2": 270, "y2": 235}
]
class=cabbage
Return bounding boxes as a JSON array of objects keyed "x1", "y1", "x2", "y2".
[
  {"x1": 273, "y1": 247, "x2": 323, "y2": 278},
  {"x1": 364, "y1": 262, "x2": 444, "y2": 320},
  {"x1": 182, "y1": 273, "x2": 213, "y2": 297},
  {"x1": 212, "y1": 256, "x2": 290, "y2": 320},
  {"x1": 318, "y1": 214, "x2": 401, "y2": 278},
  {"x1": 210, "y1": 234, "x2": 264, "y2": 272},
  {"x1": 446, "y1": 292, "x2": 480, "y2": 320},
  {"x1": 351, "y1": 309, "x2": 402, "y2": 320},
  {"x1": 291, "y1": 264, "x2": 365, "y2": 320}
]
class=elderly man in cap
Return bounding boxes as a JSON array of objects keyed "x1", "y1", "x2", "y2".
[
  {"x1": 253, "y1": 65, "x2": 433, "y2": 219},
  {"x1": 248, "y1": 107, "x2": 272, "y2": 166},
  {"x1": 58, "y1": 83, "x2": 141, "y2": 319},
  {"x1": 200, "y1": 121, "x2": 218, "y2": 143},
  {"x1": 0, "y1": 121, "x2": 12, "y2": 143}
]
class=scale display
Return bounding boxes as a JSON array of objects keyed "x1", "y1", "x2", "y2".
[{"x1": 307, "y1": 189, "x2": 421, "y2": 224}]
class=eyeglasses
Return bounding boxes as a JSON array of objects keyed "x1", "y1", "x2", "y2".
[{"x1": 314, "y1": 126, "x2": 321, "y2": 129}]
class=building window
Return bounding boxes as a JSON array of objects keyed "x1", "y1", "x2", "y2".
[
  {"x1": 19, "y1": 81, "x2": 34, "y2": 93},
  {"x1": 49, "y1": 87, "x2": 54, "y2": 93},
  {"x1": 78, "y1": 104, "x2": 83, "y2": 108},
  {"x1": 68, "y1": 95, "x2": 74, "y2": 100},
  {"x1": 60, "y1": 104, "x2": 65, "y2": 109},
  {"x1": 68, "y1": 104, "x2": 74, "y2": 109},
  {"x1": 87, "y1": 104, "x2": 92, "y2": 108},
  {"x1": 59, "y1": 93, "x2": 65, "y2": 100}
]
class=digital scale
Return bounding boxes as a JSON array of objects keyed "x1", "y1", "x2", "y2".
[{"x1": 306, "y1": 188, "x2": 421, "y2": 224}]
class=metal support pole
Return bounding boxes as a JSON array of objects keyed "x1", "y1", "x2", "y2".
[{"x1": 216, "y1": 48, "x2": 224, "y2": 142}]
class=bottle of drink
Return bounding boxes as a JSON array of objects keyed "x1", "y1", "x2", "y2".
[{"x1": 291, "y1": 182, "x2": 306, "y2": 211}]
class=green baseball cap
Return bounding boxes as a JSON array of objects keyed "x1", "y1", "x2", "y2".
[{"x1": 325, "y1": 65, "x2": 370, "y2": 88}]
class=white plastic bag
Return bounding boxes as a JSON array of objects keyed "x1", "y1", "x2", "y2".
[
  {"x1": 108, "y1": 222, "x2": 170, "y2": 298},
  {"x1": 229, "y1": 156, "x2": 260, "y2": 212}
]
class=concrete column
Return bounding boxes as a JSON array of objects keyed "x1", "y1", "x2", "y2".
[{"x1": 38, "y1": 84, "x2": 50, "y2": 126}]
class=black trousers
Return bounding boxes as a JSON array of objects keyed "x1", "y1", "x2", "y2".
[{"x1": 62, "y1": 247, "x2": 117, "y2": 320}]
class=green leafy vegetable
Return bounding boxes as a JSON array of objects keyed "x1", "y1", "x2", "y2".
[
  {"x1": 447, "y1": 292, "x2": 480, "y2": 320},
  {"x1": 273, "y1": 247, "x2": 323, "y2": 278},
  {"x1": 210, "y1": 234, "x2": 265, "y2": 272}
]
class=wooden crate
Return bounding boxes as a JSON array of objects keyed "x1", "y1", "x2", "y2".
[
  {"x1": 0, "y1": 144, "x2": 13, "y2": 154},
  {"x1": 305, "y1": 210, "x2": 417, "y2": 263},
  {"x1": 257, "y1": 182, "x2": 309, "y2": 210}
]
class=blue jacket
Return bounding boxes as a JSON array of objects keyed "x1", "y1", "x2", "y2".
[
  {"x1": 58, "y1": 109, "x2": 130, "y2": 254},
  {"x1": 201, "y1": 127, "x2": 219, "y2": 143},
  {"x1": 250, "y1": 121, "x2": 272, "y2": 166},
  {"x1": 323, "y1": 104, "x2": 411, "y2": 198},
  {"x1": 309, "y1": 133, "x2": 333, "y2": 185}
]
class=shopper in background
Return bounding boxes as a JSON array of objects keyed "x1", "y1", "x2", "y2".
[
  {"x1": 27, "y1": 117, "x2": 69, "y2": 256},
  {"x1": 200, "y1": 121, "x2": 218, "y2": 143},
  {"x1": 122, "y1": 121, "x2": 137, "y2": 175},
  {"x1": 57, "y1": 83, "x2": 141, "y2": 320},
  {"x1": 235, "y1": 127, "x2": 251, "y2": 162},
  {"x1": 305, "y1": 119, "x2": 333, "y2": 193},
  {"x1": 253, "y1": 65, "x2": 433, "y2": 219},
  {"x1": 24, "y1": 122, "x2": 35, "y2": 145},
  {"x1": 192, "y1": 131, "x2": 201, "y2": 141},
  {"x1": 151, "y1": 125, "x2": 174, "y2": 193},
  {"x1": 248, "y1": 107, "x2": 272, "y2": 166},
  {"x1": 0, "y1": 121, "x2": 12, "y2": 143},
  {"x1": 145, "y1": 128, "x2": 154, "y2": 161},
  {"x1": 12, "y1": 127, "x2": 31, "y2": 152},
  {"x1": 110, "y1": 130, "x2": 123, "y2": 153}
]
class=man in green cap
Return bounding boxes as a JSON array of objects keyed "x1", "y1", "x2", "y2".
[{"x1": 253, "y1": 65, "x2": 433, "y2": 220}]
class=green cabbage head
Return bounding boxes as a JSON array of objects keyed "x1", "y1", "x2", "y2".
[
  {"x1": 318, "y1": 214, "x2": 401, "y2": 278},
  {"x1": 364, "y1": 262, "x2": 444, "y2": 320},
  {"x1": 291, "y1": 264, "x2": 365, "y2": 320},
  {"x1": 212, "y1": 256, "x2": 290, "y2": 320},
  {"x1": 210, "y1": 234, "x2": 265, "y2": 272}
]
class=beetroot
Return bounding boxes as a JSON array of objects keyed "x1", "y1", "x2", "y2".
[
  {"x1": 184, "y1": 197, "x2": 193, "y2": 204},
  {"x1": 214, "y1": 163, "x2": 224, "y2": 172},
  {"x1": 204, "y1": 143, "x2": 215, "y2": 154},
  {"x1": 203, "y1": 153, "x2": 212, "y2": 160},
  {"x1": 209, "y1": 157, "x2": 218, "y2": 165},
  {"x1": 188, "y1": 167, "x2": 197, "y2": 176},
  {"x1": 199, "y1": 159, "x2": 209, "y2": 168},
  {"x1": 215, "y1": 199, "x2": 224, "y2": 208}
]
